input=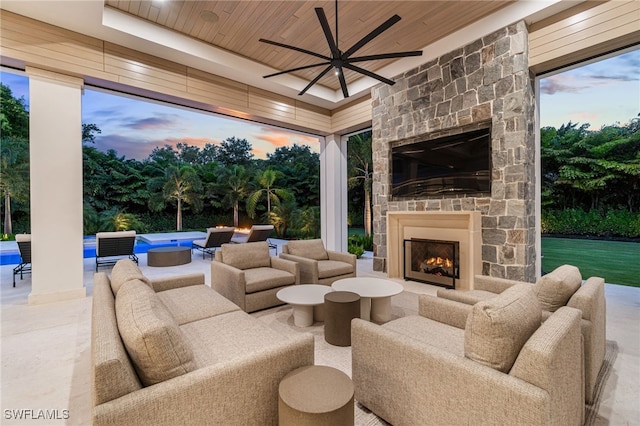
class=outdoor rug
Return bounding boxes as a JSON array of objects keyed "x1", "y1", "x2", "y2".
[{"x1": 252, "y1": 291, "x2": 617, "y2": 425}]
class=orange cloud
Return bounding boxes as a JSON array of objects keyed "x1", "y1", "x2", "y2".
[{"x1": 252, "y1": 147, "x2": 267, "y2": 159}]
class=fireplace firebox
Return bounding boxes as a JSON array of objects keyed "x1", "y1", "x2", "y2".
[{"x1": 403, "y1": 238, "x2": 459, "y2": 288}]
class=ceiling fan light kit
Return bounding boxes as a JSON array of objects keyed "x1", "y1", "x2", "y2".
[{"x1": 259, "y1": 0, "x2": 423, "y2": 98}]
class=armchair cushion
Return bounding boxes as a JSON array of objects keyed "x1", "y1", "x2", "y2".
[
  {"x1": 285, "y1": 239, "x2": 328, "y2": 260},
  {"x1": 244, "y1": 267, "x2": 296, "y2": 293},
  {"x1": 464, "y1": 284, "x2": 542, "y2": 373},
  {"x1": 116, "y1": 279, "x2": 196, "y2": 386},
  {"x1": 317, "y1": 260, "x2": 353, "y2": 279},
  {"x1": 220, "y1": 241, "x2": 271, "y2": 270},
  {"x1": 534, "y1": 264, "x2": 582, "y2": 312},
  {"x1": 110, "y1": 258, "x2": 151, "y2": 295}
]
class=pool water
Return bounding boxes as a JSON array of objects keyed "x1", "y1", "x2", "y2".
[{"x1": 0, "y1": 236, "x2": 198, "y2": 266}]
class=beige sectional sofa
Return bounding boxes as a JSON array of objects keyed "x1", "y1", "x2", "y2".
[
  {"x1": 92, "y1": 259, "x2": 314, "y2": 426},
  {"x1": 437, "y1": 265, "x2": 606, "y2": 403},
  {"x1": 352, "y1": 284, "x2": 585, "y2": 426}
]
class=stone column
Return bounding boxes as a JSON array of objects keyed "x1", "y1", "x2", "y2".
[{"x1": 27, "y1": 68, "x2": 86, "y2": 304}]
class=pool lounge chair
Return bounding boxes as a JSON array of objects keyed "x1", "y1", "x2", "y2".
[
  {"x1": 231, "y1": 224, "x2": 278, "y2": 253},
  {"x1": 192, "y1": 226, "x2": 235, "y2": 259},
  {"x1": 95, "y1": 230, "x2": 138, "y2": 271},
  {"x1": 12, "y1": 233, "x2": 31, "y2": 287}
]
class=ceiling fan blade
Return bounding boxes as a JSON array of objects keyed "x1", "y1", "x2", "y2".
[
  {"x1": 347, "y1": 50, "x2": 423, "y2": 63},
  {"x1": 343, "y1": 63, "x2": 395, "y2": 86},
  {"x1": 315, "y1": 8, "x2": 339, "y2": 58},
  {"x1": 263, "y1": 62, "x2": 331, "y2": 78},
  {"x1": 299, "y1": 65, "x2": 333, "y2": 96},
  {"x1": 337, "y1": 68, "x2": 349, "y2": 98},
  {"x1": 259, "y1": 38, "x2": 330, "y2": 61},
  {"x1": 342, "y1": 14, "x2": 401, "y2": 59}
]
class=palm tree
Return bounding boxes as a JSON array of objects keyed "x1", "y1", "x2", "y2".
[
  {"x1": 246, "y1": 168, "x2": 293, "y2": 219},
  {"x1": 218, "y1": 165, "x2": 250, "y2": 228},
  {"x1": 0, "y1": 137, "x2": 30, "y2": 236},
  {"x1": 148, "y1": 165, "x2": 203, "y2": 231},
  {"x1": 269, "y1": 200, "x2": 297, "y2": 238},
  {"x1": 348, "y1": 132, "x2": 373, "y2": 237}
]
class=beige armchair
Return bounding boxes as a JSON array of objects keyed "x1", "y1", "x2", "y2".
[
  {"x1": 279, "y1": 239, "x2": 356, "y2": 285},
  {"x1": 437, "y1": 264, "x2": 606, "y2": 403},
  {"x1": 211, "y1": 241, "x2": 299, "y2": 312},
  {"x1": 352, "y1": 284, "x2": 585, "y2": 426}
]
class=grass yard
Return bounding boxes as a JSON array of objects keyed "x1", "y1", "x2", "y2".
[{"x1": 542, "y1": 237, "x2": 640, "y2": 287}]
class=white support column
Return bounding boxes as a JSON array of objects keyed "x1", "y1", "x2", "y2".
[
  {"x1": 320, "y1": 134, "x2": 348, "y2": 252},
  {"x1": 534, "y1": 76, "x2": 543, "y2": 279},
  {"x1": 27, "y1": 68, "x2": 86, "y2": 304}
]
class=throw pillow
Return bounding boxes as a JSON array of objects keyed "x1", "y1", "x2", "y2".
[
  {"x1": 533, "y1": 264, "x2": 582, "y2": 312},
  {"x1": 464, "y1": 283, "x2": 541, "y2": 373},
  {"x1": 286, "y1": 239, "x2": 329, "y2": 260},
  {"x1": 116, "y1": 279, "x2": 196, "y2": 386},
  {"x1": 110, "y1": 258, "x2": 152, "y2": 296},
  {"x1": 220, "y1": 241, "x2": 271, "y2": 270}
]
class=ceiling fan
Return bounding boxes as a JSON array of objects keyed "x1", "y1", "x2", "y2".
[{"x1": 259, "y1": 0, "x2": 423, "y2": 98}]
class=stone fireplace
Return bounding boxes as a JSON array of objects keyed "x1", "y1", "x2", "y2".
[{"x1": 372, "y1": 21, "x2": 537, "y2": 283}]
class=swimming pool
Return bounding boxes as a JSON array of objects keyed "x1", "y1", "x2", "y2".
[{"x1": 0, "y1": 232, "x2": 207, "y2": 266}]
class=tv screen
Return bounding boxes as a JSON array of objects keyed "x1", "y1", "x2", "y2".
[{"x1": 391, "y1": 128, "x2": 491, "y2": 198}]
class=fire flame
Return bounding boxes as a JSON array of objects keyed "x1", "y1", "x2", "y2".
[{"x1": 425, "y1": 257, "x2": 453, "y2": 268}]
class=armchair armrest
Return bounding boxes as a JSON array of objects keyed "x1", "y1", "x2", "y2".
[
  {"x1": 279, "y1": 253, "x2": 317, "y2": 283},
  {"x1": 210, "y1": 261, "x2": 247, "y2": 310},
  {"x1": 327, "y1": 250, "x2": 357, "y2": 267},
  {"x1": 271, "y1": 257, "x2": 300, "y2": 284},
  {"x1": 150, "y1": 273, "x2": 205, "y2": 292},
  {"x1": 418, "y1": 294, "x2": 471, "y2": 329},
  {"x1": 473, "y1": 274, "x2": 522, "y2": 293}
]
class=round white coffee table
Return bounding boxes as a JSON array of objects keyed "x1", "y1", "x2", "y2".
[
  {"x1": 276, "y1": 285, "x2": 334, "y2": 327},
  {"x1": 331, "y1": 278, "x2": 404, "y2": 323}
]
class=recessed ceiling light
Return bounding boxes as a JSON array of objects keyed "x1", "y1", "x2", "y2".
[{"x1": 200, "y1": 10, "x2": 219, "y2": 23}]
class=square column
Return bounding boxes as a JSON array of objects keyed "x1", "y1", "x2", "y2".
[
  {"x1": 320, "y1": 134, "x2": 348, "y2": 252},
  {"x1": 27, "y1": 68, "x2": 86, "y2": 304}
]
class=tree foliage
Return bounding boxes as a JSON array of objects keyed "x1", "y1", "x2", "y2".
[{"x1": 542, "y1": 116, "x2": 640, "y2": 213}]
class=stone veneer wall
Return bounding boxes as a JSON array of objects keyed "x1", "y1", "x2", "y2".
[{"x1": 372, "y1": 21, "x2": 537, "y2": 282}]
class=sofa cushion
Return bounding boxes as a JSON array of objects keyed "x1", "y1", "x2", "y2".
[
  {"x1": 156, "y1": 285, "x2": 241, "y2": 325},
  {"x1": 464, "y1": 284, "x2": 541, "y2": 373},
  {"x1": 181, "y1": 310, "x2": 292, "y2": 367},
  {"x1": 533, "y1": 264, "x2": 582, "y2": 312},
  {"x1": 116, "y1": 279, "x2": 196, "y2": 386},
  {"x1": 221, "y1": 241, "x2": 271, "y2": 270},
  {"x1": 244, "y1": 267, "x2": 296, "y2": 293},
  {"x1": 317, "y1": 260, "x2": 353, "y2": 278},
  {"x1": 286, "y1": 239, "x2": 329, "y2": 260},
  {"x1": 110, "y1": 259, "x2": 151, "y2": 296},
  {"x1": 383, "y1": 315, "x2": 465, "y2": 356}
]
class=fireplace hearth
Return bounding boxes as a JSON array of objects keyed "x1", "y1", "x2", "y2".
[{"x1": 404, "y1": 238, "x2": 459, "y2": 288}]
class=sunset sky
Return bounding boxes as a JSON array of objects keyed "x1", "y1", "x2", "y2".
[{"x1": 2, "y1": 47, "x2": 638, "y2": 160}]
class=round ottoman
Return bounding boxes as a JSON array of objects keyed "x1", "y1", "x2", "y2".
[
  {"x1": 278, "y1": 365, "x2": 354, "y2": 426},
  {"x1": 324, "y1": 291, "x2": 361, "y2": 346}
]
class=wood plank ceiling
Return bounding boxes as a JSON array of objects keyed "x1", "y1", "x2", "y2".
[{"x1": 104, "y1": 1, "x2": 514, "y2": 92}]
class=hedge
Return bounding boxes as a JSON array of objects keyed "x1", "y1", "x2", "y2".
[{"x1": 541, "y1": 209, "x2": 640, "y2": 238}]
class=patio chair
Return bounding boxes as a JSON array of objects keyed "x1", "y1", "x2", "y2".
[
  {"x1": 12, "y1": 233, "x2": 31, "y2": 287},
  {"x1": 95, "y1": 230, "x2": 138, "y2": 271},
  {"x1": 231, "y1": 224, "x2": 278, "y2": 253},
  {"x1": 191, "y1": 226, "x2": 235, "y2": 259}
]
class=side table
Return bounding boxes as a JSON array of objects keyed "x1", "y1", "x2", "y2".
[
  {"x1": 278, "y1": 365, "x2": 354, "y2": 426},
  {"x1": 324, "y1": 291, "x2": 361, "y2": 346}
]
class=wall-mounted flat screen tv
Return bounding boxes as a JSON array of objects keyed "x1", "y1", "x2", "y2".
[{"x1": 391, "y1": 128, "x2": 491, "y2": 198}]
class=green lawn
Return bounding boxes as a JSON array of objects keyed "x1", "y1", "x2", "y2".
[{"x1": 542, "y1": 237, "x2": 640, "y2": 287}]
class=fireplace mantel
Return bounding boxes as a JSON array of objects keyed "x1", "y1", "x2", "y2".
[{"x1": 387, "y1": 211, "x2": 482, "y2": 290}]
